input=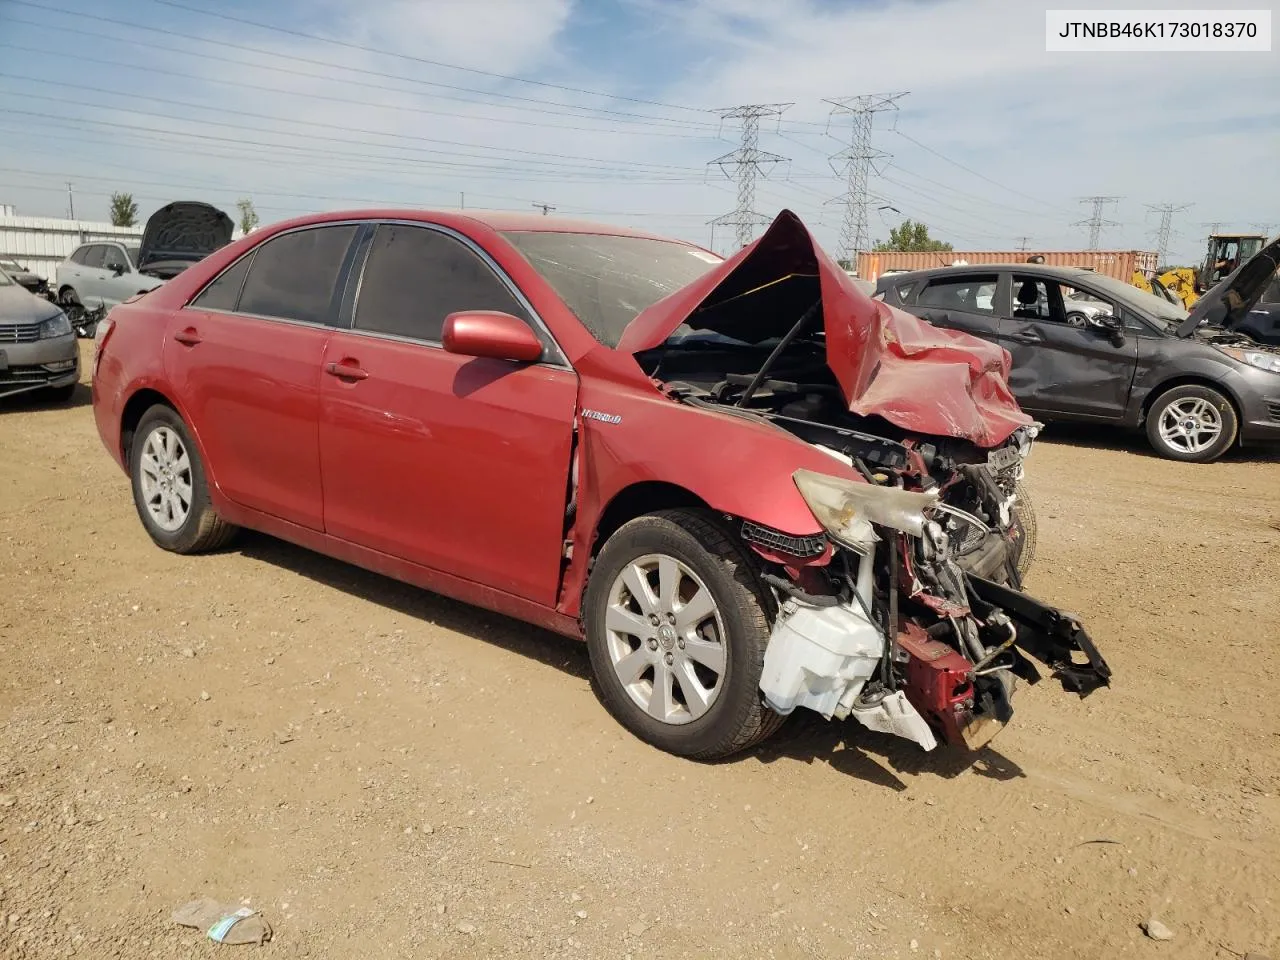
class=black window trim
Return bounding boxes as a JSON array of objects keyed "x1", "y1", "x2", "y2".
[
  {"x1": 183, "y1": 221, "x2": 363, "y2": 329},
  {"x1": 344, "y1": 218, "x2": 570, "y2": 369}
]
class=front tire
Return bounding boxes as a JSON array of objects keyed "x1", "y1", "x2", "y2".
[
  {"x1": 584, "y1": 509, "x2": 783, "y2": 761},
  {"x1": 129, "y1": 405, "x2": 237, "y2": 553},
  {"x1": 1010, "y1": 479, "x2": 1037, "y2": 579},
  {"x1": 1145, "y1": 384, "x2": 1237, "y2": 463}
]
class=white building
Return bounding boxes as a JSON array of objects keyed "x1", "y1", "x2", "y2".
[{"x1": 0, "y1": 204, "x2": 144, "y2": 281}]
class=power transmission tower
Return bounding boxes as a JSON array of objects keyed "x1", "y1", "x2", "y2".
[
  {"x1": 1016, "y1": 236, "x2": 1032, "y2": 251},
  {"x1": 707, "y1": 103, "x2": 792, "y2": 250},
  {"x1": 1252, "y1": 221, "x2": 1275, "y2": 237},
  {"x1": 1200, "y1": 221, "x2": 1223, "y2": 235},
  {"x1": 825, "y1": 93, "x2": 908, "y2": 265},
  {"x1": 1147, "y1": 202, "x2": 1192, "y2": 265},
  {"x1": 531, "y1": 201, "x2": 556, "y2": 216},
  {"x1": 1075, "y1": 196, "x2": 1121, "y2": 249}
]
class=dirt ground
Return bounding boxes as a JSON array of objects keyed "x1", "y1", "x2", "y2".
[{"x1": 2, "y1": 341, "x2": 1278, "y2": 959}]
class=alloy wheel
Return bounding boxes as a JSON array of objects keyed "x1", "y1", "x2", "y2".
[
  {"x1": 1157, "y1": 397, "x2": 1222, "y2": 455},
  {"x1": 138, "y1": 426, "x2": 193, "y2": 532},
  {"x1": 604, "y1": 553, "x2": 727, "y2": 725}
]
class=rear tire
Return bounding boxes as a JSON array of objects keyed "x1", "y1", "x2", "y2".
[
  {"x1": 584, "y1": 509, "x2": 783, "y2": 761},
  {"x1": 1145, "y1": 384, "x2": 1237, "y2": 463},
  {"x1": 128, "y1": 405, "x2": 237, "y2": 553}
]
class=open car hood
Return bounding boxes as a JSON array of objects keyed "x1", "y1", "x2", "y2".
[
  {"x1": 137, "y1": 201, "x2": 234, "y2": 274},
  {"x1": 1179, "y1": 234, "x2": 1280, "y2": 338},
  {"x1": 617, "y1": 210, "x2": 1032, "y2": 448}
]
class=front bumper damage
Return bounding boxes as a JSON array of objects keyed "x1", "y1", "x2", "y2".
[{"x1": 757, "y1": 555, "x2": 1110, "y2": 752}]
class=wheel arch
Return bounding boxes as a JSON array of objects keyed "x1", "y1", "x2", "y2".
[{"x1": 588, "y1": 481, "x2": 713, "y2": 558}]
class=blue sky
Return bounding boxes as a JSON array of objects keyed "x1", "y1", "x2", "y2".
[{"x1": 0, "y1": 0, "x2": 1276, "y2": 264}]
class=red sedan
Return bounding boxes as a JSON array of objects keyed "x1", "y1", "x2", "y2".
[{"x1": 91, "y1": 208, "x2": 1109, "y2": 760}]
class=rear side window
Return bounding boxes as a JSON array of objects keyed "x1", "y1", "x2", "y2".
[
  {"x1": 237, "y1": 226, "x2": 357, "y2": 325},
  {"x1": 192, "y1": 255, "x2": 253, "y2": 311},
  {"x1": 354, "y1": 224, "x2": 530, "y2": 342},
  {"x1": 80, "y1": 245, "x2": 106, "y2": 269},
  {"x1": 918, "y1": 275, "x2": 998, "y2": 314}
]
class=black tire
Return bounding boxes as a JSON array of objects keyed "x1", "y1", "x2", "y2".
[
  {"x1": 1010, "y1": 479, "x2": 1037, "y2": 579},
  {"x1": 584, "y1": 509, "x2": 783, "y2": 761},
  {"x1": 1144, "y1": 384, "x2": 1238, "y2": 463},
  {"x1": 128, "y1": 404, "x2": 238, "y2": 553},
  {"x1": 36, "y1": 383, "x2": 77, "y2": 404}
]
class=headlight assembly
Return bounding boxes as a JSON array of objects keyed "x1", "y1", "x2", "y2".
[
  {"x1": 38, "y1": 311, "x2": 72, "y2": 339},
  {"x1": 1217, "y1": 346, "x2": 1280, "y2": 375},
  {"x1": 793, "y1": 469, "x2": 939, "y2": 547}
]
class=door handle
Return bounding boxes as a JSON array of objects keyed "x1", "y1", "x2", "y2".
[
  {"x1": 325, "y1": 360, "x2": 369, "y2": 381},
  {"x1": 1007, "y1": 331, "x2": 1042, "y2": 344},
  {"x1": 173, "y1": 327, "x2": 202, "y2": 346}
]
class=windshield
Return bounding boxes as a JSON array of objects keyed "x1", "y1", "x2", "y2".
[
  {"x1": 1080, "y1": 273, "x2": 1189, "y2": 328},
  {"x1": 0, "y1": 259, "x2": 22, "y2": 273},
  {"x1": 124, "y1": 245, "x2": 140, "y2": 268},
  {"x1": 0, "y1": 264, "x2": 11, "y2": 286},
  {"x1": 502, "y1": 231, "x2": 722, "y2": 347}
]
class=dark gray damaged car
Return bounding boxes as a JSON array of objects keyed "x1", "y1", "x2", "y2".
[{"x1": 875, "y1": 237, "x2": 1280, "y2": 463}]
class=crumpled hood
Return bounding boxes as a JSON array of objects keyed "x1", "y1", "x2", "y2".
[
  {"x1": 1179, "y1": 233, "x2": 1280, "y2": 337},
  {"x1": 138, "y1": 201, "x2": 234, "y2": 273},
  {"x1": 617, "y1": 210, "x2": 1032, "y2": 448}
]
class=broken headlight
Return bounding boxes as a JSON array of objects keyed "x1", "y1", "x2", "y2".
[{"x1": 793, "y1": 469, "x2": 939, "y2": 546}]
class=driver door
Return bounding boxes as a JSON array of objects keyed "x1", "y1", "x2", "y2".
[
  {"x1": 318, "y1": 222, "x2": 578, "y2": 607},
  {"x1": 996, "y1": 275, "x2": 1137, "y2": 420}
]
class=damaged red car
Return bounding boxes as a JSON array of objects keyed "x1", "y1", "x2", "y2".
[{"x1": 91, "y1": 208, "x2": 1110, "y2": 760}]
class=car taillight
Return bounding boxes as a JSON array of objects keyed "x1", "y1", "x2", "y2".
[{"x1": 92, "y1": 315, "x2": 115, "y2": 379}]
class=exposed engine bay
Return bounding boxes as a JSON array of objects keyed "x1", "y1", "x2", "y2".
[{"x1": 636, "y1": 306, "x2": 1111, "y2": 751}]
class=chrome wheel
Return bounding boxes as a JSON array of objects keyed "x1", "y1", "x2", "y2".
[
  {"x1": 1157, "y1": 397, "x2": 1222, "y2": 455},
  {"x1": 604, "y1": 553, "x2": 726, "y2": 725},
  {"x1": 138, "y1": 425, "x2": 193, "y2": 532}
]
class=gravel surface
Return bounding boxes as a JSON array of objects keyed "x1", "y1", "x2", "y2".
[{"x1": 1, "y1": 344, "x2": 1277, "y2": 958}]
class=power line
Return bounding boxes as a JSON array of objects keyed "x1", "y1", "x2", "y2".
[
  {"x1": 1075, "y1": 196, "x2": 1121, "y2": 250},
  {"x1": 1147, "y1": 202, "x2": 1192, "y2": 265},
  {"x1": 0, "y1": 41, "x2": 720, "y2": 141},
  {"x1": 0, "y1": 76, "x2": 704, "y2": 174},
  {"x1": 142, "y1": 0, "x2": 713, "y2": 115},
  {"x1": 3, "y1": 1, "x2": 720, "y2": 130},
  {"x1": 707, "y1": 104, "x2": 792, "y2": 250},
  {"x1": 826, "y1": 92, "x2": 908, "y2": 263}
]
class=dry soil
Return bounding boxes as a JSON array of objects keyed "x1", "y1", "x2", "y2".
[{"x1": 1, "y1": 343, "x2": 1278, "y2": 959}]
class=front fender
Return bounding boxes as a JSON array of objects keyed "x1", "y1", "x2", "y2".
[{"x1": 557, "y1": 374, "x2": 865, "y2": 621}]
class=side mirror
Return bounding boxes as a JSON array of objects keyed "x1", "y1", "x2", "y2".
[
  {"x1": 442, "y1": 311, "x2": 543, "y2": 364},
  {"x1": 110, "y1": 263, "x2": 125, "y2": 276}
]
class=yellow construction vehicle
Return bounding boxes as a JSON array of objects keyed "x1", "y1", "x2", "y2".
[{"x1": 1132, "y1": 232, "x2": 1268, "y2": 309}]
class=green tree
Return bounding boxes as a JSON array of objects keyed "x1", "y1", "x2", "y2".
[
  {"x1": 236, "y1": 198, "x2": 260, "y2": 235},
  {"x1": 109, "y1": 192, "x2": 138, "y2": 227},
  {"x1": 872, "y1": 219, "x2": 953, "y2": 253}
]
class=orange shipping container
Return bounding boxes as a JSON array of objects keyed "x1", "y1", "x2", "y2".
[{"x1": 856, "y1": 250, "x2": 1158, "y2": 284}]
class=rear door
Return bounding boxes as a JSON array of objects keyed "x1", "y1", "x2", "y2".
[
  {"x1": 318, "y1": 221, "x2": 578, "y2": 606},
  {"x1": 996, "y1": 274, "x2": 1138, "y2": 419},
  {"x1": 906, "y1": 272, "x2": 1001, "y2": 342},
  {"x1": 165, "y1": 223, "x2": 361, "y2": 530}
]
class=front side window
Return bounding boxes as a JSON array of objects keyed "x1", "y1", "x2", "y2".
[
  {"x1": 917, "y1": 275, "x2": 998, "y2": 314},
  {"x1": 102, "y1": 245, "x2": 128, "y2": 272},
  {"x1": 80, "y1": 245, "x2": 106, "y2": 269},
  {"x1": 237, "y1": 226, "x2": 358, "y2": 325},
  {"x1": 354, "y1": 224, "x2": 530, "y2": 342}
]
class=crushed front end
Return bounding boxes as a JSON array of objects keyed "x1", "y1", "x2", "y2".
[{"x1": 746, "y1": 457, "x2": 1110, "y2": 751}]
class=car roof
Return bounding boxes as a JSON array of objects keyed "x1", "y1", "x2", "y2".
[
  {"x1": 245, "y1": 208, "x2": 685, "y2": 243},
  {"x1": 877, "y1": 264, "x2": 1105, "y2": 283}
]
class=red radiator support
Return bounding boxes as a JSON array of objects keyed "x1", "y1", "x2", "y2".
[{"x1": 896, "y1": 623, "x2": 1001, "y2": 748}]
